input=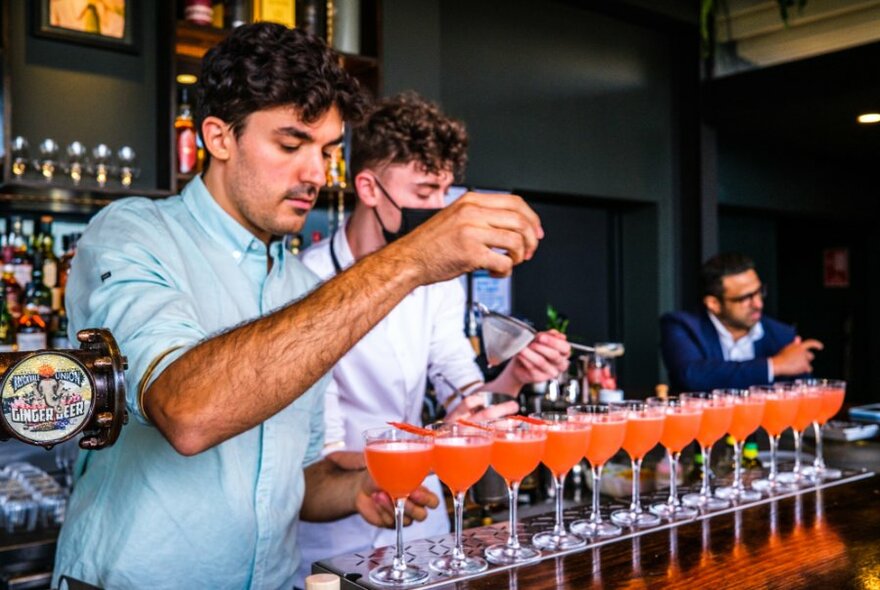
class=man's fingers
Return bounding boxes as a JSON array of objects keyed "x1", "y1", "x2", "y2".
[
  {"x1": 460, "y1": 192, "x2": 543, "y2": 240},
  {"x1": 516, "y1": 346, "x2": 557, "y2": 375},
  {"x1": 802, "y1": 339, "x2": 824, "y2": 351},
  {"x1": 409, "y1": 486, "x2": 440, "y2": 510},
  {"x1": 472, "y1": 400, "x2": 519, "y2": 422}
]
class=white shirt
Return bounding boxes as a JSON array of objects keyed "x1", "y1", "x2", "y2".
[
  {"x1": 707, "y1": 311, "x2": 774, "y2": 382},
  {"x1": 295, "y1": 227, "x2": 484, "y2": 585}
]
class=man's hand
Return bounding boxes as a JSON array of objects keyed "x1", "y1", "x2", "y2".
[
  {"x1": 771, "y1": 336, "x2": 824, "y2": 377},
  {"x1": 326, "y1": 450, "x2": 366, "y2": 471},
  {"x1": 445, "y1": 392, "x2": 520, "y2": 423},
  {"x1": 392, "y1": 192, "x2": 543, "y2": 284},
  {"x1": 355, "y1": 471, "x2": 440, "y2": 529}
]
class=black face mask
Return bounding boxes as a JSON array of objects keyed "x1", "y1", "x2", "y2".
[{"x1": 371, "y1": 178, "x2": 441, "y2": 243}]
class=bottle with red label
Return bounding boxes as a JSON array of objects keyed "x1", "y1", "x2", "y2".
[{"x1": 175, "y1": 86, "x2": 197, "y2": 176}]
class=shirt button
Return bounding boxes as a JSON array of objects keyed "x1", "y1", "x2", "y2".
[{"x1": 232, "y1": 250, "x2": 242, "y2": 260}]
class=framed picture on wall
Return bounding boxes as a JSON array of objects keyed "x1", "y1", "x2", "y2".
[{"x1": 34, "y1": 0, "x2": 137, "y2": 53}]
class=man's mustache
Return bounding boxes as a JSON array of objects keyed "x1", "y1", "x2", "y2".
[{"x1": 285, "y1": 186, "x2": 318, "y2": 200}]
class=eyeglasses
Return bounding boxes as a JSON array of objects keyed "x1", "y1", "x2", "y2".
[{"x1": 724, "y1": 284, "x2": 767, "y2": 304}]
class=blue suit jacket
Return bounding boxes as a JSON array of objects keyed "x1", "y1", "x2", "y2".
[{"x1": 660, "y1": 310, "x2": 798, "y2": 392}]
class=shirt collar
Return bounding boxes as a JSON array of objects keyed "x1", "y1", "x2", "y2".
[
  {"x1": 182, "y1": 175, "x2": 285, "y2": 265},
  {"x1": 331, "y1": 223, "x2": 356, "y2": 271},
  {"x1": 707, "y1": 310, "x2": 764, "y2": 346}
]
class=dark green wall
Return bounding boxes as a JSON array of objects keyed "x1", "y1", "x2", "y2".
[{"x1": 8, "y1": 1, "x2": 164, "y2": 189}]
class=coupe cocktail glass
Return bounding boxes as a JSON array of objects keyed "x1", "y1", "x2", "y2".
[
  {"x1": 566, "y1": 405, "x2": 627, "y2": 537},
  {"x1": 363, "y1": 427, "x2": 435, "y2": 586},
  {"x1": 714, "y1": 389, "x2": 765, "y2": 502},
  {"x1": 429, "y1": 423, "x2": 493, "y2": 575},
  {"x1": 778, "y1": 384, "x2": 823, "y2": 487},
  {"x1": 484, "y1": 418, "x2": 547, "y2": 565},
  {"x1": 751, "y1": 385, "x2": 800, "y2": 494},
  {"x1": 608, "y1": 401, "x2": 665, "y2": 528},
  {"x1": 680, "y1": 392, "x2": 734, "y2": 510},
  {"x1": 798, "y1": 379, "x2": 846, "y2": 480},
  {"x1": 647, "y1": 397, "x2": 702, "y2": 520},
  {"x1": 529, "y1": 413, "x2": 592, "y2": 549}
]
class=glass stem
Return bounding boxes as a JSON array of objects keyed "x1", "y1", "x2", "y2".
[
  {"x1": 701, "y1": 445, "x2": 713, "y2": 498},
  {"x1": 792, "y1": 430, "x2": 802, "y2": 476},
  {"x1": 392, "y1": 498, "x2": 407, "y2": 575},
  {"x1": 813, "y1": 421, "x2": 826, "y2": 470},
  {"x1": 630, "y1": 457, "x2": 643, "y2": 514},
  {"x1": 554, "y1": 473, "x2": 567, "y2": 536},
  {"x1": 591, "y1": 464, "x2": 604, "y2": 524},
  {"x1": 733, "y1": 440, "x2": 744, "y2": 491},
  {"x1": 769, "y1": 435, "x2": 779, "y2": 484},
  {"x1": 506, "y1": 481, "x2": 521, "y2": 549},
  {"x1": 668, "y1": 451, "x2": 680, "y2": 506},
  {"x1": 452, "y1": 491, "x2": 466, "y2": 562}
]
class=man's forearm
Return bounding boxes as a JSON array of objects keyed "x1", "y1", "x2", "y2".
[
  {"x1": 147, "y1": 247, "x2": 421, "y2": 455},
  {"x1": 301, "y1": 460, "x2": 365, "y2": 522}
]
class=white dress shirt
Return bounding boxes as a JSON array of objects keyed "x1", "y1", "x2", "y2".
[
  {"x1": 707, "y1": 311, "x2": 774, "y2": 382},
  {"x1": 294, "y1": 227, "x2": 484, "y2": 585}
]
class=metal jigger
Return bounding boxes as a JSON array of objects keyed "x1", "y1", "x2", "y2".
[
  {"x1": 11, "y1": 136, "x2": 29, "y2": 180},
  {"x1": 117, "y1": 146, "x2": 139, "y2": 188},
  {"x1": 92, "y1": 144, "x2": 113, "y2": 187},
  {"x1": 66, "y1": 141, "x2": 88, "y2": 185},
  {"x1": 37, "y1": 138, "x2": 60, "y2": 182}
]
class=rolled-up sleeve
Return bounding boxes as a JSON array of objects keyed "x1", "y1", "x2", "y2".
[
  {"x1": 426, "y1": 280, "x2": 484, "y2": 407},
  {"x1": 66, "y1": 203, "x2": 208, "y2": 425}
]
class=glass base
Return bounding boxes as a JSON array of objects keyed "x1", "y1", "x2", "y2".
[
  {"x1": 532, "y1": 530, "x2": 586, "y2": 550},
  {"x1": 570, "y1": 518, "x2": 622, "y2": 537},
  {"x1": 802, "y1": 465, "x2": 842, "y2": 480},
  {"x1": 715, "y1": 485, "x2": 762, "y2": 502},
  {"x1": 369, "y1": 564, "x2": 431, "y2": 586},
  {"x1": 484, "y1": 542, "x2": 541, "y2": 565},
  {"x1": 649, "y1": 501, "x2": 697, "y2": 520},
  {"x1": 682, "y1": 492, "x2": 729, "y2": 510},
  {"x1": 429, "y1": 554, "x2": 488, "y2": 575},
  {"x1": 776, "y1": 471, "x2": 810, "y2": 487},
  {"x1": 610, "y1": 508, "x2": 661, "y2": 528},
  {"x1": 751, "y1": 478, "x2": 797, "y2": 494}
]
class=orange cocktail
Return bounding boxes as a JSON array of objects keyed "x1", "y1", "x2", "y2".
[
  {"x1": 365, "y1": 440, "x2": 434, "y2": 500},
  {"x1": 431, "y1": 423, "x2": 493, "y2": 575},
  {"x1": 609, "y1": 401, "x2": 665, "y2": 529},
  {"x1": 485, "y1": 418, "x2": 546, "y2": 565},
  {"x1": 681, "y1": 392, "x2": 735, "y2": 511},
  {"x1": 647, "y1": 396, "x2": 702, "y2": 521},
  {"x1": 751, "y1": 386, "x2": 799, "y2": 494},
  {"x1": 780, "y1": 385, "x2": 823, "y2": 486},
  {"x1": 566, "y1": 405, "x2": 628, "y2": 537},
  {"x1": 531, "y1": 413, "x2": 592, "y2": 550},
  {"x1": 433, "y1": 434, "x2": 492, "y2": 494},
  {"x1": 713, "y1": 389, "x2": 765, "y2": 502},
  {"x1": 803, "y1": 379, "x2": 847, "y2": 479},
  {"x1": 364, "y1": 427, "x2": 435, "y2": 586}
]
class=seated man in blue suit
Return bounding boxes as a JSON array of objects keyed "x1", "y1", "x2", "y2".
[{"x1": 661, "y1": 252, "x2": 823, "y2": 392}]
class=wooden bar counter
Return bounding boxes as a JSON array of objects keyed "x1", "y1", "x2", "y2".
[{"x1": 316, "y1": 469, "x2": 879, "y2": 589}]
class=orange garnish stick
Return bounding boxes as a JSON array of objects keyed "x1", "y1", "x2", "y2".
[
  {"x1": 456, "y1": 419, "x2": 492, "y2": 431},
  {"x1": 512, "y1": 414, "x2": 548, "y2": 426},
  {"x1": 387, "y1": 421, "x2": 435, "y2": 437}
]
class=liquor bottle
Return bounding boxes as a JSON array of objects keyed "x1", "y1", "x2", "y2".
[
  {"x1": 25, "y1": 253, "x2": 53, "y2": 323},
  {"x1": 2, "y1": 264, "x2": 24, "y2": 321},
  {"x1": 11, "y1": 226, "x2": 33, "y2": 289},
  {"x1": 16, "y1": 302, "x2": 48, "y2": 352},
  {"x1": 58, "y1": 233, "x2": 80, "y2": 291},
  {"x1": 50, "y1": 307, "x2": 71, "y2": 350},
  {"x1": 296, "y1": 0, "x2": 326, "y2": 39},
  {"x1": 225, "y1": 0, "x2": 250, "y2": 28},
  {"x1": 0, "y1": 289, "x2": 16, "y2": 352},
  {"x1": 38, "y1": 216, "x2": 60, "y2": 291},
  {"x1": 175, "y1": 86, "x2": 198, "y2": 175}
]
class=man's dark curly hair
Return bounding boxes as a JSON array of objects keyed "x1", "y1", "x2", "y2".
[
  {"x1": 350, "y1": 92, "x2": 468, "y2": 181},
  {"x1": 701, "y1": 252, "x2": 756, "y2": 299},
  {"x1": 195, "y1": 23, "x2": 367, "y2": 154}
]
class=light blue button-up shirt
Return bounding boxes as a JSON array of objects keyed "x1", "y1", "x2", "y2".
[{"x1": 52, "y1": 176, "x2": 329, "y2": 589}]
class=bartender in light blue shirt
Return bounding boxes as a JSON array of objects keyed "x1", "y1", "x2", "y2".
[{"x1": 52, "y1": 23, "x2": 545, "y2": 590}]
